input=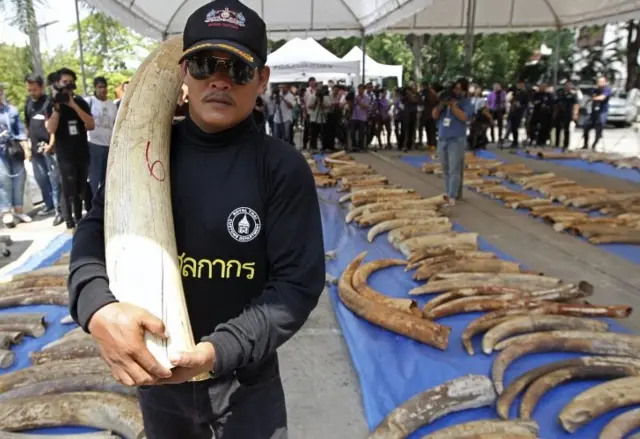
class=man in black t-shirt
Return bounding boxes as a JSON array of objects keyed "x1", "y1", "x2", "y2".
[
  {"x1": 24, "y1": 74, "x2": 63, "y2": 225},
  {"x1": 68, "y1": 1, "x2": 324, "y2": 438},
  {"x1": 45, "y1": 67, "x2": 95, "y2": 229}
]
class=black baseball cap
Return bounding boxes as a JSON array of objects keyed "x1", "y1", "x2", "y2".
[{"x1": 179, "y1": 0, "x2": 268, "y2": 69}]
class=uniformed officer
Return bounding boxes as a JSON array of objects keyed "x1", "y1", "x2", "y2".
[
  {"x1": 553, "y1": 79, "x2": 579, "y2": 149},
  {"x1": 506, "y1": 79, "x2": 529, "y2": 148},
  {"x1": 529, "y1": 81, "x2": 554, "y2": 146}
]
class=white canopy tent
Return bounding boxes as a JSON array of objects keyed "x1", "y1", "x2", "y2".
[
  {"x1": 82, "y1": 0, "x2": 436, "y2": 40},
  {"x1": 369, "y1": 0, "x2": 640, "y2": 34},
  {"x1": 341, "y1": 46, "x2": 404, "y2": 86},
  {"x1": 267, "y1": 38, "x2": 360, "y2": 83}
]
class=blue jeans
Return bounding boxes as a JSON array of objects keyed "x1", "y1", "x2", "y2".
[
  {"x1": 274, "y1": 121, "x2": 292, "y2": 143},
  {"x1": 88, "y1": 142, "x2": 109, "y2": 195},
  {"x1": 31, "y1": 150, "x2": 61, "y2": 211},
  {"x1": 0, "y1": 149, "x2": 26, "y2": 212},
  {"x1": 438, "y1": 137, "x2": 466, "y2": 200}
]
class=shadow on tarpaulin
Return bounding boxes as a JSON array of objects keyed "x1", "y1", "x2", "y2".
[
  {"x1": 516, "y1": 149, "x2": 640, "y2": 184},
  {"x1": 316, "y1": 163, "x2": 635, "y2": 438},
  {"x1": 0, "y1": 233, "x2": 103, "y2": 436},
  {"x1": 401, "y1": 151, "x2": 640, "y2": 265}
]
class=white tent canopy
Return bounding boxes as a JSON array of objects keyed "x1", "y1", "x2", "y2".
[
  {"x1": 267, "y1": 38, "x2": 360, "y2": 82},
  {"x1": 374, "y1": 0, "x2": 640, "y2": 34},
  {"x1": 341, "y1": 46, "x2": 404, "y2": 86},
  {"x1": 83, "y1": 0, "x2": 435, "y2": 40}
]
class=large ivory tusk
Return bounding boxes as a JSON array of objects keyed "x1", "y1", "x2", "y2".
[
  {"x1": 0, "y1": 432, "x2": 120, "y2": 439},
  {"x1": 559, "y1": 376, "x2": 640, "y2": 433},
  {"x1": 519, "y1": 364, "x2": 640, "y2": 420},
  {"x1": 351, "y1": 258, "x2": 420, "y2": 316},
  {"x1": 421, "y1": 420, "x2": 539, "y2": 439},
  {"x1": 0, "y1": 374, "x2": 135, "y2": 400},
  {"x1": 0, "y1": 392, "x2": 143, "y2": 439},
  {"x1": 104, "y1": 35, "x2": 197, "y2": 370},
  {"x1": 482, "y1": 315, "x2": 609, "y2": 355},
  {"x1": 496, "y1": 356, "x2": 640, "y2": 419},
  {"x1": 367, "y1": 218, "x2": 450, "y2": 243},
  {"x1": 491, "y1": 332, "x2": 640, "y2": 394},
  {"x1": 0, "y1": 331, "x2": 22, "y2": 349},
  {"x1": 368, "y1": 375, "x2": 496, "y2": 439},
  {"x1": 337, "y1": 253, "x2": 450, "y2": 350},
  {"x1": 0, "y1": 313, "x2": 47, "y2": 337},
  {"x1": 599, "y1": 407, "x2": 640, "y2": 439}
]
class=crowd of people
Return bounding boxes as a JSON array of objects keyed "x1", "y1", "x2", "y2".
[
  {"x1": 0, "y1": 64, "x2": 614, "y2": 226},
  {"x1": 256, "y1": 75, "x2": 613, "y2": 155},
  {"x1": 0, "y1": 69, "x2": 122, "y2": 230},
  {"x1": 253, "y1": 75, "x2": 613, "y2": 204}
]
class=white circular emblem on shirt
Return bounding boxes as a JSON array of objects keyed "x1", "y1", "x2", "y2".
[{"x1": 227, "y1": 207, "x2": 261, "y2": 243}]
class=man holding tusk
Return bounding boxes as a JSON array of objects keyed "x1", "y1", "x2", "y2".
[{"x1": 67, "y1": 1, "x2": 325, "y2": 438}]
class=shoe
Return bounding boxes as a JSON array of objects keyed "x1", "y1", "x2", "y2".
[
  {"x1": 53, "y1": 214, "x2": 64, "y2": 227},
  {"x1": 448, "y1": 198, "x2": 456, "y2": 207},
  {"x1": 2, "y1": 213, "x2": 15, "y2": 228},
  {"x1": 65, "y1": 220, "x2": 76, "y2": 230},
  {"x1": 13, "y1": 213, "x2": 32, "y2": 223},
  {"x1": 38, "y1": 206, "x2": 55, "y2": 217}
]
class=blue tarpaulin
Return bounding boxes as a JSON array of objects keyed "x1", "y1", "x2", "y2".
[
  {"x1": 516, "y1": 149, "x2": 640, "y2": 184},
  {"x1": 400, "y1": 152, "x2": 640, "y2": 265},
  {"x1": 0, "y1": 234, "x2": 101, "y2": 435},
  {"x1": 318, "y1": 183, "x2": 637, "y2": 438}
]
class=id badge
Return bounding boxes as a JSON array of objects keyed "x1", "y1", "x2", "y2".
[
  {"x1": 68, "y1": 120, "x2": 79, "y2": 136},
  {"x1": 443, "y1": 117, "x2": 451, "y2": 127}
]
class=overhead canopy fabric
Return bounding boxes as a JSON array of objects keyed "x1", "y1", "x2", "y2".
[
  {"x1": 372, "y1": 0, "x2": 640, "y2": 34},
  {"x1": 82, "y1": 0, "x2": 435, "y2": 40},
  {"x1": 341, "y1": 46, "x2": 404, "y2": 86},
  {"x1": 267, "y1": 38, "x2": 360, "y2": 82}
]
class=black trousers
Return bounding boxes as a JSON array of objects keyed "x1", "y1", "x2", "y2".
[
  {"x1": 350, "y1": 120, "x2": 367, "y2": 150},
  {"x1": 138, "y1": 372, "x2": 287, "y2": 439},
  {"x1": 490, "y1": 109, "x2": 506, "y2": 142},
  {"x1": 507, "y1": 111, "x2": 524, "y2": 146},
  {"x1": 419, "y1": 116, "x2": 436, "y2": 147},
  {"x1": 57, "y1": 157, "x2": 88, "y2": 226},
  {"x1": 554, "y1": 117, "x2": 571, "y2": 149},
  {"x1": 309, "y1": 122, "x2": 323, "y2": 150},
  {"x1": 403, "y1": 112, "x2": 417, "y2": 150}
]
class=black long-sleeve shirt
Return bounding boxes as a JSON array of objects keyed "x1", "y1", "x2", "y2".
[{"x1": 68, "y1": 114, "x2": 325, "y2": 377}]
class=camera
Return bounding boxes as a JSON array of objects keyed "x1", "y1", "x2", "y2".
[
  {"x1": 316, "y1": 86, "x2": 329, "y2": 99},
  {"x1": 52, "y1": 82, "x2": 76, "y2": 103},
  {"x1": 438, "y1": 88, "x2": 456, "y2": 102}
]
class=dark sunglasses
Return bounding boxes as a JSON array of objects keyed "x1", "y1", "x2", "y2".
[{"x1": 186, "y1": 54, "x2": 256, "y2": 85}]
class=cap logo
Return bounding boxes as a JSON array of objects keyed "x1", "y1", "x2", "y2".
[{"x1": 205, "y1": 7, "x2": 246, "y2": 28}]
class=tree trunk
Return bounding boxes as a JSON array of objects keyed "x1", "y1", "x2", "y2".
[
  {"x1": 25, "y1": 0, "x2": 44, "y2": 77},
  {"x1": 412, "y1": 34, "x2": 423, "y2": 82},
  {"x1": 625, "y1": 20, "x2": 639, "y2": 90}
]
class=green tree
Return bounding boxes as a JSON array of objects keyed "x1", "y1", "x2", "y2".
[
  {"x1": 0, "y1": 0, "x2": 43, "y2": 76},
  {"x1": 0, "y1": 43, "x2": 32, "y2": 109},
  {"x1": 625, "y1": 20, "x2": 639, "y2": 90}
]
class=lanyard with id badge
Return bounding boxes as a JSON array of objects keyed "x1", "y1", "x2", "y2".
[
  {"x1": 68, "y1": 119, "x2": 79, "y2": 136},
  {"x1": 443, "y1": 107, "x2": 452, "y2": 128}
]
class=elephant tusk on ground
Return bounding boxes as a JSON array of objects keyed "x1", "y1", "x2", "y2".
[{"x1": 420, "y1": 420, "x2": 538, "y2": 439}]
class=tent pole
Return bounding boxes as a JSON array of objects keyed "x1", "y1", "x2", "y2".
[
  {"x1": 74, "y1": 0, "x2": 88, "y2": 95},
  {"x1": 361, "y1": 30, "x2": 366, "y2": 85},
  {"x1": 463, "y1": 0, "x2": 477, "y2": 76},
  {"x1": 552, "y1": 29, "x2": 561, "y2": 86}
]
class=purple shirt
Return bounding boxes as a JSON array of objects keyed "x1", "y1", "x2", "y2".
[
  {"x1": 378, "y1": 98, "x2": 390, "y2": 120},
  {"x1": 487, "y1": 90, "x2": 507, "y2": 110},
  {"x1": 351, "y1": 94, "x2": 370, "y2": 121}
]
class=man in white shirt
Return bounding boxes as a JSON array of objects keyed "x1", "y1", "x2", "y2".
[
  {"x1": 86, "y1": 76, "x2": 117, "y2": 195},
  {"x1": 272, "y1": 84, "x2": 296, "y2": 144},
  {"x1": 305, "y1": 84, "x2": 331, "y2": 150}
]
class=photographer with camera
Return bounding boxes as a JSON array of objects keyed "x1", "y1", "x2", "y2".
[
  {"x1": 272, "y1": 84, "x2": 295, "y2": 144},
  {"x1": 45, "y1": 68, "x2": 95, "y2": 230},
  {"x1": 432, "y1": 78, "x2": 474, "y2": 206},
  {"x1": 0, "y1": 82, "x2": 30, "y2": 228},
  {"x1": 24, "y1": 74, "x2": 63, "y2": 226},
  {"x1": 306, "y1": 85, "x2": 331, "y2": 151},
  {"x1": 583, "y1": 76, "x2": 612, "y2": 150}
]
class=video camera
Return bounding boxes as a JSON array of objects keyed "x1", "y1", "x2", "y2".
[
  {"x1": 316, "y1": 85, "x2": 329, "y2": 99},
  {"x1": 438, "y1": 88, "x2": 456, "y2": 102},
  {"x1": 52, "y1": 82, "x2": 77, "y2": 103}
]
